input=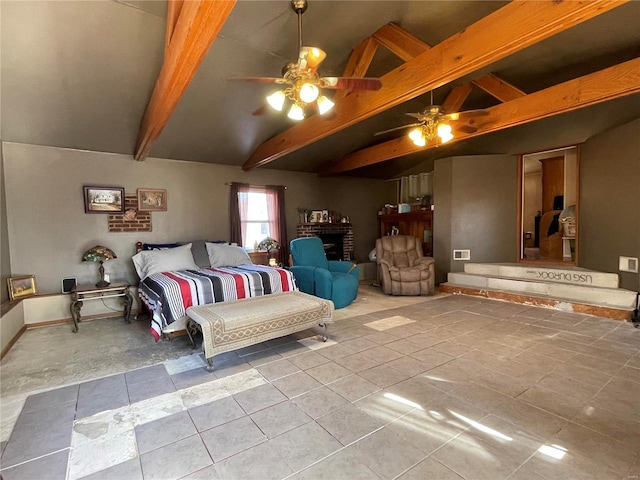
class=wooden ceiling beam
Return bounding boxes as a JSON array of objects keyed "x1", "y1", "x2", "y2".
[
  {"x1": 333, "y1": 37, "x2": 379, "y2": 101},
  {"x1": 319, "y1": 58, "x2": 640, "y2": 176},
  {"x1": 472, "y1": 73, "x2": 526, "y2": 102},
  {"x1": 442, "y1": 83, "x2": 474, "y2": 113},
  {"x1": 243, "y1": 0, "x2": 626, "y2": 171},
  {"x1": 164, "y1": 0, "x2": 184, "y2": 58},
  {"x1": 372, "y1": 22, "x2": 429, "y2": 61},
  {"x1": 135, "y1": 0, "x2": 236, "y2": 161}
]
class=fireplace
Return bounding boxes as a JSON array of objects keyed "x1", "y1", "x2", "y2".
[
  {"x1": 296, "y1": 223, "x2": 353, "y2": 261},
  {"x1": 318, "y1": 233, "x2": 344, "y2": 261}
]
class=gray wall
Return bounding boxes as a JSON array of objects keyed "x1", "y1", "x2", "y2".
[
  {"x1": 580, "y1": 119, "x2": 640, "y2": 292},
  {"x1": 1, "y1": 146, "x2": 11, "y2": 304},
  {"x1": 433, "y1": 160, "x2": 453, "y2": 285},
  {"x1": 2, "y1": 142, "x2": 391, "y2": 295},
  {"x1": 433, "y1": 154, "x2": 518, "y2": 284}
]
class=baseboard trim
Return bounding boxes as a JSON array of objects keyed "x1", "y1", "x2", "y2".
[
  {"x1": 438, "y1": 284, "x2": 632, "y2": 321},
  {"x1": 26, "y1": 309, "x2": 142, "y2": 329},
  {"x1": 1, "y1": 324, "x2": 27, "y2": 360}
]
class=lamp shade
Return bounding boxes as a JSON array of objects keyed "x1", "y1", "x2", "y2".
[
  {"x1": 83, "y1": 246, "x2": 116, "y2": 288},
  {"x1": 82, "y1": 246, "x2": 117, "y2": 263}
]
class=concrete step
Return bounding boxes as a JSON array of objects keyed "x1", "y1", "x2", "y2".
[
  {"x1": 446, "y1": 272, "x2": 637, "y2": 310},
  {"x1": 464, "y1": 263, "x2": 619, "y2": 289}
]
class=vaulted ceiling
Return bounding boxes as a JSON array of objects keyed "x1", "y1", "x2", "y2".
[{"x1": 2, "y1": 1, "x2": 639, "y2": 179}]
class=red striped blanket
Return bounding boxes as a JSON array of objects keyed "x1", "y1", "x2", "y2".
[{"x1": 139, "y1": 265, "x2": 297, "y2": 341}]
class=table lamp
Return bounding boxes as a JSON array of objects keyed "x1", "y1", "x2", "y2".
[{"x1": 83, "y1": 245, "x2": 117, "y2": 287}]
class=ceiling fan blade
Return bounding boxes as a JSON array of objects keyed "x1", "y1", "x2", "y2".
[
  {"x1": 451, "y1": 109, "x2": 490, "y2": 119},
  {"x1": 454, "y1": 123, "x2": 478, "y2": 134},
  {"x1": 319, "y1": 77, "x2": 382, "y2": 91},
  {"x1": 227, "y1": 76, "x2": 286, "y2": 84},
  {"x1": 298, "y1": 46, "x2": 327, "y2": 74},
  {"x1": 405, "y1": 112, "x2": 425, "y2": 120},
  {"x1": 252, "y1": 105, "x2": 268, "y2": 116},
  {"x1": 374, "y1": 123, "x2": 423, "y2": 136}
]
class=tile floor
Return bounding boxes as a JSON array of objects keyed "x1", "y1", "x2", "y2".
[{"x1": 1, "y1": 285, "x2": 639, "y2": 479}]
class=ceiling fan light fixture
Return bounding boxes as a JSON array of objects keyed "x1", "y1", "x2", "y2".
[
  {"x1": 317, "y1": 95, "x2": 334, "y2": 115},
  {"x1": 299, "y1": 82, "x2": 319, "y2": 103},
  {"x1": 439, "y1": 130, "x2": 454, "y2": 144},
  {"x1": 266, "y1": 90, "x2": 286, "y2": 111},
  {"x1": 287, "y1": 102, "x2": 305, "y2": 120},
  {"x1": 408, "y1": 127, "x2": 424, "y2": 143}
]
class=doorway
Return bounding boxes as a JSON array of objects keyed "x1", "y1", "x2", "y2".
[{"x1": 518, "y1": 146, "x2": 579, "y2": 264}]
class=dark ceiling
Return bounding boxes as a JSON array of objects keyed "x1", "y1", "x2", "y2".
[{"x1": 2, "y1": 1, "x2": 639, "y2": 179}]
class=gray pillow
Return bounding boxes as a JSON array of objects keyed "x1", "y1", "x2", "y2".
[{"x1": 190, "y1": 240, "x2": 212, "y2": 268}]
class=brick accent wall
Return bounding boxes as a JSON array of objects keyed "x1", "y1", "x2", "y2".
[
  {"x1": 108, "y1": 194, "x2": 152, "y2": 232},
  {"x1": 296, "y1": 223, "x2": 353, "y2": 261}
]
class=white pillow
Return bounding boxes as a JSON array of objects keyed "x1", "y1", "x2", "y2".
[
  {"x1": 206, "y1": 242, "x2": 252, "y2": 267},
  {"x1": 132, "y1": 243, "x2": 198, "y2": 279}
]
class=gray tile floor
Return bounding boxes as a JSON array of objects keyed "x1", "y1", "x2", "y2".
[{"x1": 1, "y1": 286, "x2": 639, "y2": 479}]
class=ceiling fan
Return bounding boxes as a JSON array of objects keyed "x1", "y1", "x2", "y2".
[
  {"x1": 228, "y1": 0, "x2": 382, "y2": 120},
  {"x1": 375, "y1": 91, "x2": 488, "y2": 146}
]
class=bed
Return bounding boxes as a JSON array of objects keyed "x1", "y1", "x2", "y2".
[{"x1": 133, "y1": 240, "x2": 297, "y2": 341}]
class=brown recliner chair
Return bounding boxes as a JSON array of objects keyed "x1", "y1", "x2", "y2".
[{"x1": 376, "y1": 235, "x2": 435, "y2": 296}]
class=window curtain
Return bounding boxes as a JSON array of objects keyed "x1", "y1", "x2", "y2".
[
  {"x1": 266, "y1": 185, "x2": 288, "y2": 265},
  {"x1": 400, "y1": 173, "x2": 432, "y2": 204},
  {"x1": 229, "y1": 183, "x2": 250, "y2": 246}
]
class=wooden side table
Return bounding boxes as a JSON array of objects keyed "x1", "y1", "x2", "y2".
[{"x1": 70, "y1": 283, "x2": 133, "y2": 333}]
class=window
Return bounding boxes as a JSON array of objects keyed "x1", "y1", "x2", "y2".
[
  {"x1": 241, "y1": 190, "x2": 271, "y2": 250},
  {"x1": 229, "y1": 183, "x2": 288, "y2": 264}
]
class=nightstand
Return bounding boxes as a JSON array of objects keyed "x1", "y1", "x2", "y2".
[{"x1": 70, "y1": 283, "x2": 133, "y2": 333}]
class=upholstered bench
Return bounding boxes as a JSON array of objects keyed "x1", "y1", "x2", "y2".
[{"x1": 186, "y1": 291, "x2": 334, "y2": 371}]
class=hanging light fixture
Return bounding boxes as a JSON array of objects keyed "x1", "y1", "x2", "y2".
[
  {"x1": 407, "y1": 103, "x2": 454, "y2": 146},
  {"x1": 264, "y1": 1, "x2": 334, "y2": 120}
]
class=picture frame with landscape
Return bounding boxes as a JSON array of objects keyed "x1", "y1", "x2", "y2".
[
  {"x1": 7, "y1": 275, "x2": 37, "y2": 301},
  {"x1": 83, "y1": 186, "x2": 125, "y2": 214},
  {"x1": 137, "y1": 188, "x2": 167, "y2": 212}
]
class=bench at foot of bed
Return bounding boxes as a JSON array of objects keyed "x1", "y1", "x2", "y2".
[{"x1": 186, "y1": 291, "x2": 334, "y2": 372}]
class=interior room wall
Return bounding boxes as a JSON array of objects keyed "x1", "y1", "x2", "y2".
[
  {"x1": 434, "y1": 154, "x2": 518, "y2": 284},
  {"x1": 1, "y1": 146, "x2": 11, "y2": 304},
  {"x1": 433, "y1": 160, "x2": 453, "y2": 285},
  {"x1": 2, "y1": 142, "x2": 390, "y2": 295},
  {"x1": 523, "y1": 172, "x2": 542, "y2": 238},
  {"x1": 580, "y1": 118, "x2": 640, "y2": 292}
]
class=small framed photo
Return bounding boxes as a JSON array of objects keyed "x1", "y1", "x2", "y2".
[
  {"x1": 137, "y1": 188, "x2": 167, "y2": 212},
  {"x1": 310, "y1": 210, "x2": 323, "y2": 223},
  {"x1": 84, "y1": 186, "x2": 125, "y2": 213},
  {"x1": 7, "y1": 275, "x2": 37, "y2": 301},
  {"x1": 322, "y1": 210, "x2": 329, "y2": 222}
]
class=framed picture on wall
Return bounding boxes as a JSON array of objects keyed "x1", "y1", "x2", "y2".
[
  {"x1": 7, "y1": 275, "x2": 37, "y2": 301},
  {"x1": 137, "y1": 188, "x2": 167, "y2": 212},
  {"x1": 83, "y1": 186, "x2": 125, "y2": 213}
]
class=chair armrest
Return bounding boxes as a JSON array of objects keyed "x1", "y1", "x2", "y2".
[
  {"x1": 328, "y1": 261, "x2": 354, "y2": 274},
  {"x1": 378, "y1": 257, "x2": 393, "y2": 268},
  {"x1": 290, "y1": 265, "x2": 317, "y2": 294},
  {"x1": 413, "y1": 256, "x2": 435, "y2": 268},
  {"x1": 328, "y1": 261, "x2": 359, "y2": 280}
]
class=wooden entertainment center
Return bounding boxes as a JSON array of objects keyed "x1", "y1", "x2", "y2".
[{"x1": 379, "y1": 211, "x2": 433, "y2": 257}]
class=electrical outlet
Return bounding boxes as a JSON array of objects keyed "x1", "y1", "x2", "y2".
[
  {"x1": 619, "y1": 256, "x2": 638, "y2": 273},
  {"x1": 453, "y1": 249, "x2": 470, "y2": 261}
]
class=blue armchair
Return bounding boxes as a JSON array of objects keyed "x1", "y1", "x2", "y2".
[{"x1": 289, "y1": 237, "x2": 359, "y2": 309}]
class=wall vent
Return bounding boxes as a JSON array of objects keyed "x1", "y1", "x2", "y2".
[
  {"x1": 453, "y1": 249, "x2": 471, "y2": 261},
  {"x1": 619, "y1": 256, "x2": 638, "y2": 273}
]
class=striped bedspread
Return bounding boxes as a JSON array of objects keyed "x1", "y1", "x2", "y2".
[{"x1": 139, "y1": 265, "x2": 298, "y2": 341}]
